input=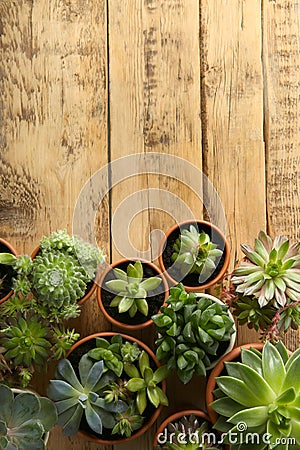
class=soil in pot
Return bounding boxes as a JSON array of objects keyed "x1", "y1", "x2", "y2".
[
  {"x1": 100, "y1": 261, "x2": 166, "y2": 326},
  {"x1": 67, "y1": 337, "x2": 159, "y2": 441},
  {"x1": 161, "y1": 221, "x2": 228, "y2": 288},
  {"x1": 0, "y1": 240, "x2": 17, "y2": 302}
]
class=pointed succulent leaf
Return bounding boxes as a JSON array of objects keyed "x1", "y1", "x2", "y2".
[
  {"x1": 126, "y1": 378, "x2": 146, "y2": 392},
  {"x1": 152, "y1": 365, "x2": 169, "y2": 384},
  {"x1": 135, "y1": 298, "x2": 148, "y2": 316},
  {"x1": 282, "y1": 353, "x2": 300, "y2": 393},
  {"x1": 78, "y1": 354, "x2": 94, "y2": 386},
  {"x1": 136, "y1": 388, "x2": 147, "y2": 414},
  {"x1": 112, "y1": 267, "x2": 127, "y2": 281},
  {"x1": 233, "y1": 363, "x2": 276, "y2": 404},
  {"x1": 210, "y1": 397, "x2": 242, "y2": 417},
  {"x1": 57, "y1": 359, "x2": 83, "y2": 391},
  {"x1": 85, "y1": 360, "x2": 104, "y2": 391},
  {"x1": 262, "y1": 341, "x2": 285, "y2": 394},
  {"x1": 139, "y1": 277, "x2": 161, "y2": 291},
  {"x1": 124, "y1": 362, "x2": 140, "y2": 378},
  {"x1": 276, "y1": 387, "x2": 296, "y2": 405},
  {"x1": 216, "y1": 376, "x2": 264, "y2": 407},
  {"x1": 138, "y1": 351, "x2": 150, "y2": 377},
  {"x1": 105, "y1": 279, "x2": 128, "y2": 292},
  {"x1": 118, "y1": 297, "x2": 134, "y2": 313},
  {"x1": 0, "y1": 253, "x2": 17, "y2": 265},
  {"x1": 229, "y1": 406, "x2": 269, "y2": 427},
  {"x1": 85, "y1": 403, "x2": 102, "y2": 434},
  {"x1": 62, "y1": 404, "x2": 83, "y2": 436},
  {"x1": 147, "y1": 387, "x2": 160, "y2": 408}
]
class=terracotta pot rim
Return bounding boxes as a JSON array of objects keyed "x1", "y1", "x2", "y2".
[
  {"x1": 97, "y1": 258, "x2": 169, "y2": 331},
  {"x1": 66, "y1": 331, "x2": 166, "y2": 445},
  {"x1": 30, "y1": 245, "x2": 96, "y2": 306},
  {"x1": 158, "y1": 220, "x2": 230, "y2": 292},
  {"x1": 0, "y1": 238, "x2": 18, "y2": 305},
  {"x1": 153, "y1": 409, "x2": 210, "y2": 445},
  {"x1": 206, "y1": 342, "x2": 264, "y2": 424}
]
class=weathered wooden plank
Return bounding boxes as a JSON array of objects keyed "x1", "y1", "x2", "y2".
[
  {"x1": 200, "y1": 0, "x2": 266, "y2": 345},
  {"x1": 0, "y1": 1, "x2": 110, "y2": 449},
  {"x1": 108, "y1": 1, "x2": 202, "y2": 449},
  {"x1": 263, "y1": 0, "x2": 300, "y2": 350}
]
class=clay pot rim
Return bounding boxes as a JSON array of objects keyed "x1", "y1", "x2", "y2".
[
  {"x1": 0, "y1": 238, "x2": 18, "y2": 305},
  {"x1": 66, "y1": 331, "x2": 166, "y2": 445},
  {"x1": 97, "y1": 258, "x2": 169, "y2": 331},
  {"x1": 206, "y1": 342, "x2": 265, "y2": 424},
  {"x1": 31, "y1": 245, "x2": 96, "y2": 306},
  {"x1": 158, "y1": 220, "x2": 230, "y2": 292}
]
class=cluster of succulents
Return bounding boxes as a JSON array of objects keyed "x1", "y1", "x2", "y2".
[
  {"x1": 154, "y1": 414, "x2": 224, "y2": 450},
  {"x1": 0, "y1": 383, "x2": 57, "y2": 449},
  {"x1": 171, "y1": 225, "x2": 222, "y2": 282},
  {"x1": 210, "y1": 341, "x2": 300, "y2": 449},
  {"x1": 0, "y1": 229, "x2": 105, "y2": 321},
  {"x1": 228, "y1": 231, "x2": 300, "y2": 340},
  {"x1": 152, "y1": 284, "x2": 235, "y2": 384},
  {"x1": 105, "y1": 261, "x2": 162, "y2": 317},
  {"x1": 0, "y1": 309, "x2": 79, "y2": 387},
  {"x1": 47, "y1": 334, "x2": 169, "y2": 439}
]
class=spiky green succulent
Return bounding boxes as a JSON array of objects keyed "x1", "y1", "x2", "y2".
[
  {"x1": 47, "y1": 356, "x2": 127, "y2": 436},
  {"x1": 231, "y1": 231, "x2": 300, "y2": 308},
  {"x1": 230, "y1": 295, "x2": 275, "y2": 332},
  {"x1": 0, "y1": 384, "x2": 57, "y2": 450},
  {"x1": 210, "y1": 341, "x2": 300, "y2": 449},
  {"x1": 171, "y1": 226, "x2": 223, "y2": 281},
  {"x1": 154, "y1": 414, "x2": 224, "y2": 449},
  {"x1": 105, "y1": 261, "x2": 162, "y2": 317},
  {"x1": 152, "y1": 284, "x2": 235, "y2": 384},
  {"x1": 111, "y1": 402, "x2": 144, "y2": 438}
]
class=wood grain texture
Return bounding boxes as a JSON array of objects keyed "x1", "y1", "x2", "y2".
[
  {"x1": 263, "y1": 0, "x2": 300, "y2": 350},
  {"x1": 200, "y1": 0, "x2": 266, "y2": 346}
]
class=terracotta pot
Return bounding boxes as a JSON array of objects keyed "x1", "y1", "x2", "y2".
[
  {"x1": 154, "y1": 409, "x2": 230, "y2": 449},
  {"x1": 31, "y1": 245, "x2": 96, "y2": 306},
  {"x1": 206, "y1": 342, "x2": 264, "y2": 425},
  {"x1": 97, "y1": 258, "x2": 169, "y2": 331},
  {"x1": 0, "y1": 238, "x2": 18, "y2": 305},
  {"x1": 196, "y1": 293, "x2": 236, "y2": 370},
  {"x1": 66, "y1": 332, "x2": 167, "y2": 445},
  {"x1": 158, "y1": 220, "x2": 230, "y2": 292}
]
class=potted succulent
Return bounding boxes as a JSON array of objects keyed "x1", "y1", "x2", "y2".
[
  {"x1": 206, "y1": 341, "x2": 299, "y2": 449},
  {"x1": 158, "y1": 220, "x2": 230, "y2": 292},
  {"x1": 153, "y1": 409, "x2": 227, "y2": 449},
  {"x1": 0, "y1": 238, "x2": 17, "y2": 305},
  {"x1": 0, "y1": 383, "x2": 57, "y2": 449},
  {"x1": 97, "y1": 259, "x2": 169, "y2": 330},
  {"x1": 47, "y1": 332, "x2": 169, "y2": 444},
  {"x1": 226, "y1": 230, "x2": 300, "y2": 341},
  {"x1": 152, "y1": 284, "x2": 236, "y2": 384},
  {"x1": 0, "y1": 229, "x2": 106, "y2": 321}
]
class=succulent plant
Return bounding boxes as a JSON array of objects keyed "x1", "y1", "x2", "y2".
[
  {"x1": 0, "y1": 383, "x2": 57, "y2": 449},
  {"x1": 0, "y1": 310, "x2": 79, "y2": 387},
  {"x1": 210, "y1": 341, "x2": 300, "y2": 449},
  {"x1": 152, "y1": 284, "x2": 235, "y2": 384},
  {"x1": 88, "y1": 335, "x2": 127, "y2": 377},
  {"x1": 154, "y1": 414, "x2": 224, "y2": 449},
  {"x1": 111, "y1": 402, "x2": 144, "y2": 438},
  {"x1": 231, "y1": 231, "x2": 300, "y2": 308},
  {"x1": 171, "y1": 226, "x2": 222, "y2": 281},
  {"x1": 105, "y1": 261, "x2": 162, "y2": 317},
  {"x1": 47, "y1": 356, "x2": 127, "y2": 436},
  {"x1": 124, "y1": 350, "x2": 169, "y2": 414}
]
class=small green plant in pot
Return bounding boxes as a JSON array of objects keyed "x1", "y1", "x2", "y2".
[
  {"x1": 0, "y1": 383, "x2": 57, "y2": 449},
  {"x1": 227, "y1": 230, "x2": 300, "y2": 340},
  {"x1": 153, "y1": 410, "x2": 226, "y2": 449},
  {"x1": 210, "y1": 341, "x2": 300, "y2": 449},
  {"x1": 152, "y1": 284, "x2": 236, "y2": 384},
  {"x1": 0, "y1": 229, "x2": 106, "y2": 321},
  {"x1": 47, "y1": 333, "x2": 168, "y2": 444}
]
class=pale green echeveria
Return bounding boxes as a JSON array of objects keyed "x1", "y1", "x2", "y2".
[
  {"x1": 0, "y1": 384, "x2": 57, "y2": 450},
  {"x1": 105, "y1": 261, "x2": 162, "y2": 317},
  {"x1": 211, "y1": 341, "x2": 300, "y2": 449},
  {"x1": 171, "y1": 226, "x2": 222, "y2": 281},
  {"x1": 47, "y1": 356, "x2": 127, "y2": 436},
  {"x1": 232, "y1": 231, "x2": 300, "y2": 308}
]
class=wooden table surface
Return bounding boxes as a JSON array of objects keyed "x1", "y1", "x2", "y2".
[{"x1": 1, "y1": 1, "x2": 299, "y2": 449}]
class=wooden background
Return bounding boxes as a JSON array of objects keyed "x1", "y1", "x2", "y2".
[{"x1": 0, "y1": 0, "x2": 299, "y2": 449}]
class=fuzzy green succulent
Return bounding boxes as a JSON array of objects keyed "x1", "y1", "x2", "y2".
[
  {"x1": 210, "y1": 341, "x2": 300, "y2": 449},
  {"x1": 152, "y1": 284, "x2": 235, "y2": 384},
  {"x1": 47, "y1": 356, "x2": 127, "y2": 436},
  {"x1": 105, "y1": 261, "x2": 162, "y2": 317},
  {"x1": 171, "y1": 226, "x2": 222, "y2": 281},
  {"x1": 0, "y1": 384, "x2": 57, "y2": 450},
  {"x1": 154, "y1": 414, "x2": 224, "y2": 449},
  {"x1": 231, "y1": 231, "x2": 300, "y2": 308}
]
